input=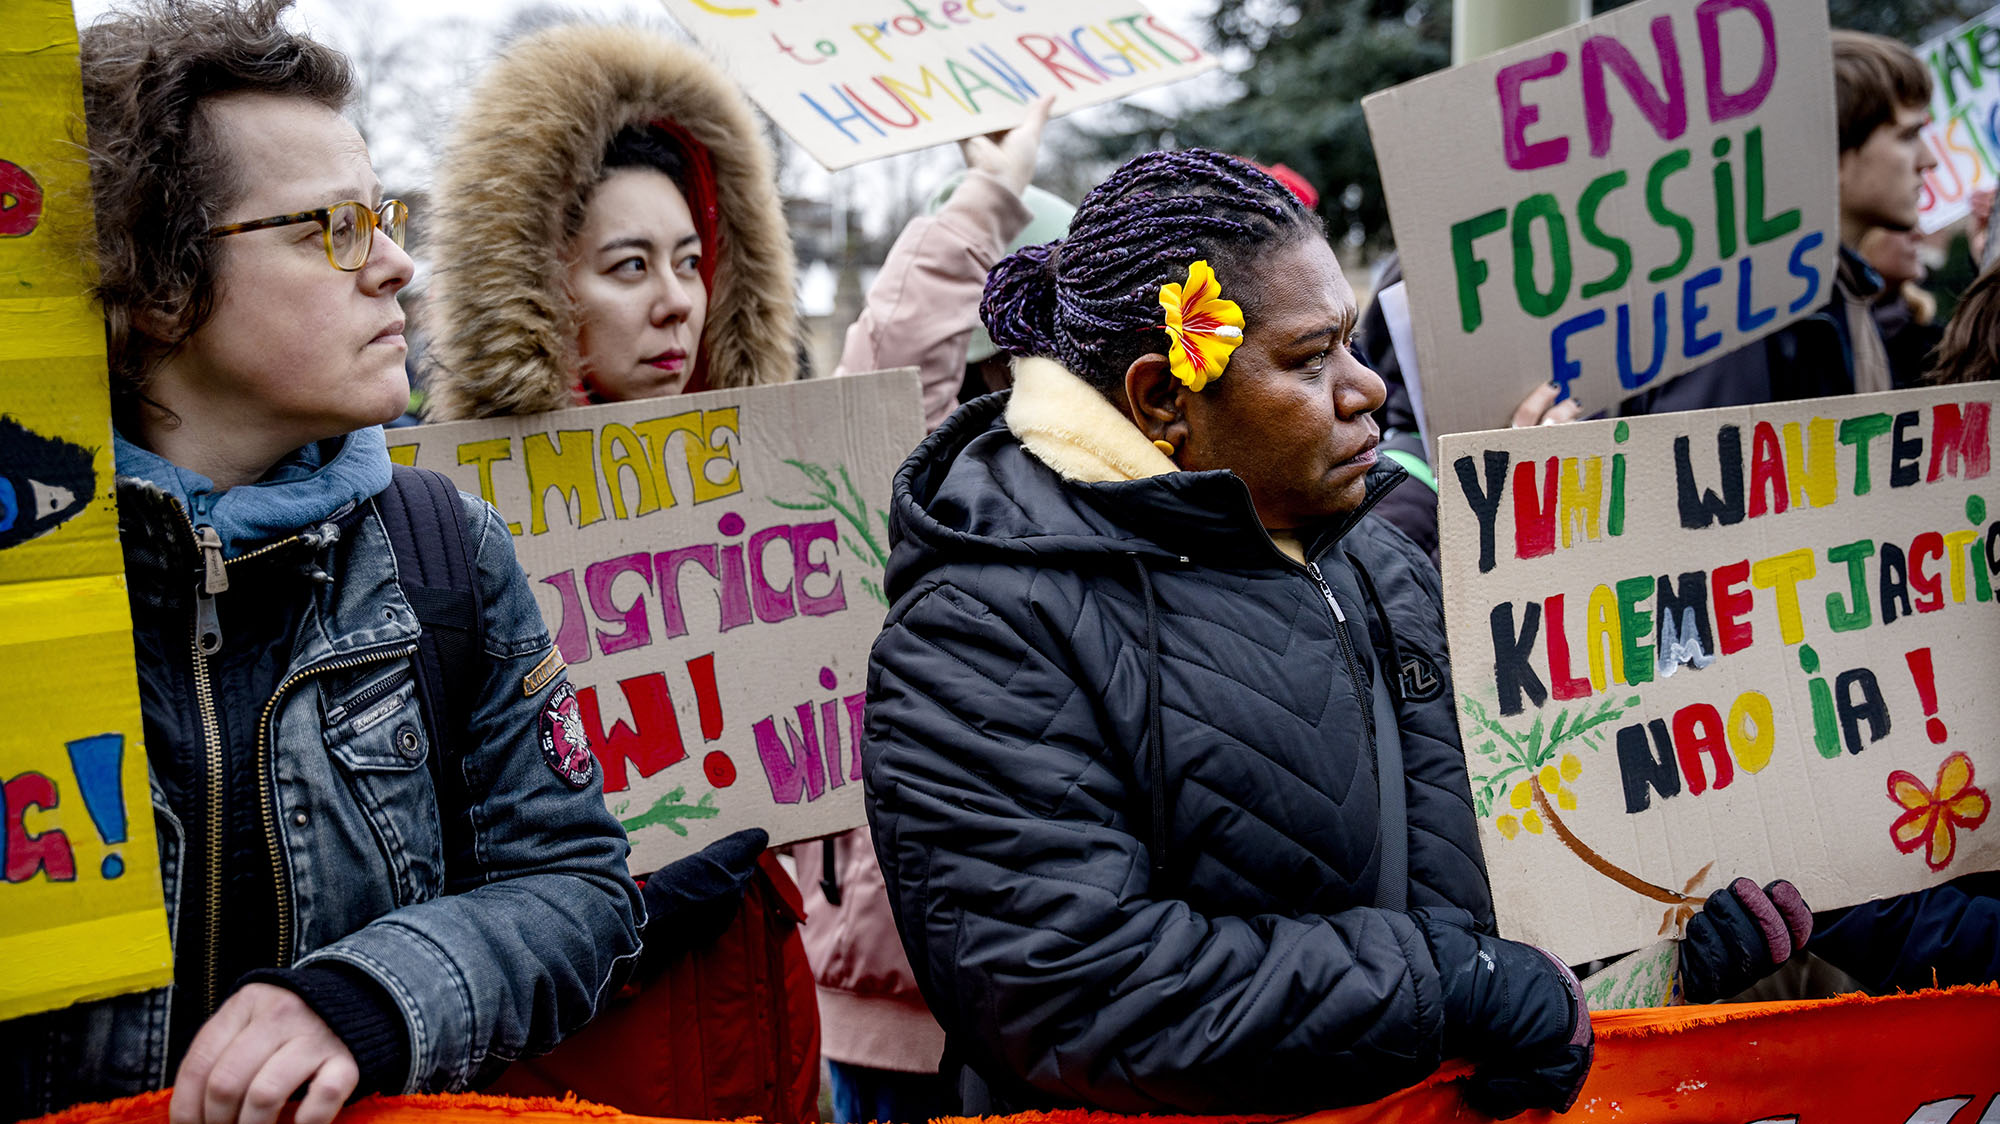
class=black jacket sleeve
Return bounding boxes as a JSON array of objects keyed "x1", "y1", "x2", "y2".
[
  {"x1": 1810, "y1": 874, "x2": 2000, "y2": 993},
  {"x1": 864, "y1": 570, "x2": 1452, "y2": 1114}
]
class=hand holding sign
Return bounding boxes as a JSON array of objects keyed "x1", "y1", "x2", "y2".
[
  {"x1": 960, "y1": 93, "x2": 1054, "y2": 194},
  {"x1": 168, "y1": 984, "x2": 358, "y2": 1124},
  {"x1": 1677, "y1": 876, "x2": 1812, "y2": 1002},
  {"x1": 1513, "y1": 383, "x2": 1585, "y2": 429},
  {"x1": 1419, "y1": 910, "x2": 1594, "y2": 1117}
]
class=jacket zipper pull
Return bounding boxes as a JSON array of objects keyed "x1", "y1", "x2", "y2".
[
  {"x1": 195, "y1": 524, "x2": 226, "y2": 656},
  {"x1": 1305, "y1": 561, "x2": 1347, "y2": 622},
  {"x1": 196, "y1": 525, "x2": 229, "y2": 594}
]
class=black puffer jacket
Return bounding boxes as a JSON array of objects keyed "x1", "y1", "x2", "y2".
[{"x1": 863, "y1": 393, "x2": 1495, "y2": 1114}]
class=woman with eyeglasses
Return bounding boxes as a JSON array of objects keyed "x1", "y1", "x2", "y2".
[{"x1": 0, "y1": 5, "x2": 642, "y2": 1122}]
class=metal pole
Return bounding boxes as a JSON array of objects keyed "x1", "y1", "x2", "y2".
[{"x1": 1453, "y1": 0, "x2": 1591, "y2": 65}]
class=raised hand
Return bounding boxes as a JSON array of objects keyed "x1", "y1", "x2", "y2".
[{"x1": 958, "y1": 95, "x2": 1057, "y2": 197}]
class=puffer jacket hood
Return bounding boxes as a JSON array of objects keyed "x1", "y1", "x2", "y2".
[{"x1": 424, "y1": 25, "x2": 797, "y2": 420}]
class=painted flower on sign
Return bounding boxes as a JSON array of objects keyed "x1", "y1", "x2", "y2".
[
  {"x1": 1157, "y1": 259, "x2": 1244, "y2": 392},
  {"x1": 1887, "y1": 751, "x2": 1990, "y2": 872}
]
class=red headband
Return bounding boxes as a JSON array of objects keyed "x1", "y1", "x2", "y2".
[{"x1": 654, "y1": 119, "x2": 723, "y2": 396}]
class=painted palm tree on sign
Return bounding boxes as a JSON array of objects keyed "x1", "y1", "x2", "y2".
[{"x1": 1463, "y1": 691, "x2": 1713, "y2": 934}]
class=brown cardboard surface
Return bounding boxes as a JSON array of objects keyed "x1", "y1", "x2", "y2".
[
  {"x1": 1439, "y1": 384, "x2": 1999, "y2": 965},
  {"x1": 387, "y1": 370, "x2": 925, "y2": 872},
  {"x1": 1364, "y1": 0, "x2": 1837, "y2": 446}
]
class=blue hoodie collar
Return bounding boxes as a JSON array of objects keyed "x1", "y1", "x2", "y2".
[{"x1": 114, "y1": 426, "x2": 393, "y2": 557}]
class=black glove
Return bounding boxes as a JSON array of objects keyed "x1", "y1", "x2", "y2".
[
  {"x1": 636, "y1": 827, "x2": 768, "y2": 969},
  {"x1": 1679, "y1": 877, "x2": 1813, "y2": 1003},
  {"x1": 1418, "y1": 909, "x2": 1593, "y2": 1120}
]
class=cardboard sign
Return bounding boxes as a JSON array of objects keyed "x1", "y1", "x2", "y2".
[
  {"x1": 30, "y1": 988, "x2": 2000, "y2": 1124},
  {"x1": 0, "y1": 0, "x2": 174, "y2": 1020},
  {"x1": 1917, "y1": 4, "x2": 2000, "y2": 233},
  {"x1": 1580, "y1": 937, "x2": 1678, "y2": 1010},
  {"x1": 656, "y1": 0, "x2": 1216, "y2": 170},
  {"x1": 1364, "y1": 0, "x2": 1837, "y2": 444},
  {"x1": 1439, "y1": 385, "x2": 1999, "y2": 965},
  {"x1": 387, "y1": 372, "x2": 924, "y2": 873}
]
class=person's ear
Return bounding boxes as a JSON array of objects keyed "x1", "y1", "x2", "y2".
[
  {"x1": 131, "y1": 302, "x2": 184, "y2": 345},
  {"x1": 1122, "y1": 352, "x2": 1188, "y2": 452}
]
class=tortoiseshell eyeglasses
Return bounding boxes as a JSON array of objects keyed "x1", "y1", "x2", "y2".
[{"x1": 208, "y1": 199, "x2": 408, "y2": 272}]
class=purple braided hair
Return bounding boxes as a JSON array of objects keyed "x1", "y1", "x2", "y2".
[{"x1": 980, "y1": 149, "x2": 1322, "y2": 391}]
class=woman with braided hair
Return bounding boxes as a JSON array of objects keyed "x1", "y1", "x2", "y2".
[{"x1": 860, "y1": 150, "x2": 1809, "y2": 1117}]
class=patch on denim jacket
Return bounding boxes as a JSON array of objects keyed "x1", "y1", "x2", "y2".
[
  {"x1": 539, "y1": 681, "x2": 595, "y2": 789},
  {"x1": 523, "y1": 647, "x2": 566, "y2": 696}
]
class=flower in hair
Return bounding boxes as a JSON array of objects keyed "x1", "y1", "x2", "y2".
[{"x1": 1158, "y1": 260, "x2": 1244, "y2": 392}]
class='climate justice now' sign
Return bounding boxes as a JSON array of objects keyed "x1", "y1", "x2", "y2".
[
  {"x1": 657, "y1": 0, "x2": 1216, "y2": 169},
  {"x1": 1440, "y1": 384, "x2": 1999, "y2": 966},
  {"x1": 1365, "y1": 0, "x2": 1836, "y2": 444},
  {"x1": 388, "y1": 372, "x2": 924, "y2": 873}
]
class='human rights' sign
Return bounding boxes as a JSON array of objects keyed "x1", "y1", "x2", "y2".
[{"x1": 658, "y1": 0, "x2": 1216, "y2": 169}]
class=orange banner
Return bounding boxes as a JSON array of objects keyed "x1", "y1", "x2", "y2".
[{"x1": 28, "y1": 988, "x2": 2000, "y2": 1124}]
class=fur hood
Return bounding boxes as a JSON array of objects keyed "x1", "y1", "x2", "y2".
[{"x1": 424, "y1": 25, "x2": 798, "y2": 420}]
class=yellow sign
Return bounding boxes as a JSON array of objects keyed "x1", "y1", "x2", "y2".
[{"x1": 0, "y1": 0, "x2": 173, "y2": 1020}]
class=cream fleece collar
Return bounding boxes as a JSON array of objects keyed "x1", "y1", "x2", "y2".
[
  {"x1": 1003, "y1": 357, "x2": 1177, "y2": 483},
  {"x1": 1002, "y1": 357, "x2": 1305, "y2": 562}
]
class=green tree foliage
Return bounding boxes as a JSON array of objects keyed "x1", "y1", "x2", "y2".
[
  {"x1": 1598, "y1": 0, "x2": 1988, "y2": 36},
  {"x1": 1080, "y1": 0, "x2": 1448, "y2": 251},
  {"x1": 1083, "y1": 1, "x2": 1988, "y2": 250}
]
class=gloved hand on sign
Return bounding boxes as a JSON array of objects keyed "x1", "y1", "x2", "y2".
[
  {"x1": 1678, "y1": 877, "x2": 1814, "y2": 1003},
  {"x1": 1419, "y1": 908, "x2": 1595, "y2": 1119}
]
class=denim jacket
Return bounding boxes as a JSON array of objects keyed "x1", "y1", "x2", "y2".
[{"x1": 2, "y1": 443, "x2": 642, "y2": 1116}]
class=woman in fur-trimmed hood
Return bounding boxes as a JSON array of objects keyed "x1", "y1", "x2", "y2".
[
  {"x1": 424, "y1": 23, "x2": 798, "y2": 419},
  {"x1": 422, "y1": 24, "x2": 821, "y2": 1124}
]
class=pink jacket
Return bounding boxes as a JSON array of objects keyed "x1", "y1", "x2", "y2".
[
  {"x1": 806, "y1": 168, "x2": 1031, "y2": 1072},
  {"x1": 832, "y1": 168, "x2": 1033, "y2": 424}
]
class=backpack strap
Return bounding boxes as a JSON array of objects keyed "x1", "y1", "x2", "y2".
[
  {"x1": 1367, "y1": 658, "x2": 1409, "y2": 913},
  {"x1": 375, "y1": 465, "x2": 484, "y2": 794},
  {"x1": 1346, "y1": 553, "x2": 1409, "y2": 913}
]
